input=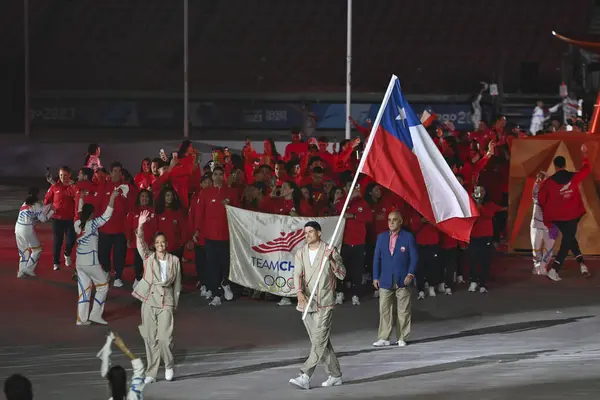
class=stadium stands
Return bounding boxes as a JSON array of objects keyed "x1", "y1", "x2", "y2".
[{"x1": 7, "y1": 0, "x2": 594, "y2": 94}]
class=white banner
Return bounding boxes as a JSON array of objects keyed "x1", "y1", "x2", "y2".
[{"x1": 226, "y1": 206, "x2": 345, "y2": 297}]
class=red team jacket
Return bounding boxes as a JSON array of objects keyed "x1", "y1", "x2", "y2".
[
  {"x1": 335, "y1": 197, "x2": 371, "y2": 246},
  {"x1": 194, "y1": 186, "x2": 240, "y2": 241},
  {"x1": 44, "y1": 182, "x2": 76, "y2": 220},
  {"x1": 125, "y1": 205, "x2": 158, "y2": 249},
  {"x1": 98, "y1": 181, "x2": 134, "y2": 234},
  {"x1": 156, "y1": 208, "x2": 187, "y2": 252}
]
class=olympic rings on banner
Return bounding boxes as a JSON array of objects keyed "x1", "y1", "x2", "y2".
[{"x1": 263, "y1": 275, "x2": 293, "y2": 294}]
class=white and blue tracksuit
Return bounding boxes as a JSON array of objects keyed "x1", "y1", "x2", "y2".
[{"x1": 15, "y1": 202, "x2": 54, "y2": 276}]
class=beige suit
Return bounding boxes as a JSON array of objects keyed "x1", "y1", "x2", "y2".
[
  {"x1": 132, "y1": 227, "x2": 182, "y2": 379},
  {"x1": 293, "y1": 241, "x2": 346, "y2": 378}
]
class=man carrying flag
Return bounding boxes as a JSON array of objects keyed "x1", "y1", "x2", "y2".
[{"x1": 358, "y1": 75, "x2": 478, "y2": 242}]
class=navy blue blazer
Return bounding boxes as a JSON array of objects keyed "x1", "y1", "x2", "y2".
[{"x1": 373, "y1": 230, "x2": 418, "y2": 290}]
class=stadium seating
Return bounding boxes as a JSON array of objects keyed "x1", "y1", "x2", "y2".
[{"x1": 16, "y1": 0, "x2": 592, "y2": 94}]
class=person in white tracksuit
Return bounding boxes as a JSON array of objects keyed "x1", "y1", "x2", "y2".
[
  {"x1": 531, "y1": 171, "x2": 555, "y2": 275},
  {"x1": 75, "y1": 186, "x2": 120, "y2": 326},
  {"x1": 15, "y1": 187, "x2": 54, "y2": 278}
]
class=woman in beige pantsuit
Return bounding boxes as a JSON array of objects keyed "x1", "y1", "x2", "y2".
[{"x1": 132, "y1": 209, "x2": 182, "y2": 384}]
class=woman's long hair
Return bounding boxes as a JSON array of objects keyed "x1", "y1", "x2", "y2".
[
  {"x1": 301, "y1": 185, "x2": 314, "y2": 206},
  {"x1": 177, "y1": 140, "x2": 192, "y2": 159},
  {"x1": 79, "y1": 203, "x2": 95, "y2": 231},
  {"x1": 140, "y1": 157, "x2": 151, "y2": 172},
  {"x1": 285, "y1": 181, "x2": 302, "y2": 214},
  {"x1": 155, "y1": 188, "x2": 181, "y2": 215},
  {"x1": 363, "y1": 182, "x2": 380, "y2": 205},
  {"x1": 135, "y1": 189, "x2": 153, "y2": 207},
  {"x1": 107, "y1": 365, "x2": 127, "y2": 400},
  {"x1": 84, "y1": 144, "x2": 99, "y2": 166},
  {"x1": 265, "y1": 138, "x2": 280, "y2": 157},
  {"x1": 24, "y1": 187, "x2": 39, "y2": 205}
]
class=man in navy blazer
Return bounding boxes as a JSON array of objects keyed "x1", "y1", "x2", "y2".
[{"x1": 372, "y1": 210, "x2": 418, "y2": 347}]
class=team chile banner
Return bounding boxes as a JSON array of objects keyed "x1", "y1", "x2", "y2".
[{"x1": 226, "y1": 206, "x2": 345, "y2": 298}]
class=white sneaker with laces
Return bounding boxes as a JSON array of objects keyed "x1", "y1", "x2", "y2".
[
  {"x1": 479, "y1": 286, "x2": 488, "y2": 293},
  {"x1": 468, "y1": 282, "x2": 478, "y2": 292},
  {"x1": 417, "y1": 291, "x2": 425, "y2": 300},
  {"x1": 547, "y1": 268, "x2": 562, "y2": 282},
  {"x1": 113, "y1": 279, "x2": 124, "y2": 288},
  {"x1": 428, "y1": 287, "x2": 436, "y2": 297},
  {"x1": 397, "y1": 340, "x2": 407, "y2": 347},
  {"x1": 209, "y1": 296, "x2": 222, "y2": 306},
  {"x1": 200, "y1": 285, "x2": 207, "y2": 296},
  {"x1": 321, "y1": 376, "x2": 342, "y2": 387},
  {"x1": 335, "y1": 292, "x2": 344, "y2": 305},
  {"x1": 351, "y1": 295, "x2": 360, "y2": 306},
  {"x1": 64, "y1": 255, "x2": 73, "y2": 267},
  {"x1": 289, "y1": 373, "x2": 310, "y2": 390},
  {"x1": 222, "y1": 284, "x2": 234, "y2": 301},
  {"x1": 204, "y1": 290, "x2": 213, "y2": 300},
  {"x1": 445, "y1": 288, "x2": 452, "y2": 295},
  {"x1": 53, "y1": 264, "x2": 60, "y2": 271},
  {"x1": 277, "y1": 297, "x2": 292, "y2": 306},
  {"x1": 165, "y1": 368, "x2": 174, "y2": 381},
  {"x1": 580, "y1": 263, "x2": 590, "y2": 277},
  {"x1": 144, "y1": 376, "x2": 156, "y2": 384},
  {"x1": 372, "y1": 339, "x2": 391, "y2": 347}
]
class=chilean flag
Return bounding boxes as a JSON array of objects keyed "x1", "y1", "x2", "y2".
[{"x1": 358, "y1": 75, "x2": 478, "y2": 241}]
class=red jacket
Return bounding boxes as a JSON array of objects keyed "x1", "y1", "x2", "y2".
[
  {"x1": 441, "y1": 233, "x2": 458, "y2": 249},
  {"x1": 411, "y1": 218, "x2": 440, "y2": 246},
  {"x1": 335, "y1": 197, "x2": 371, "y2": 246},
  {"x1": 44, "y1": 182, "x2": 76, "y2": 220},
  {"x1": 74, "y1": 181, "x2": 100, "y2": 220},
  {"x1": 538, "y1": 159, "x2": 590, "y2": 227},
  {"x1": 151, "y1": 172, "x2": 171, "y2": 201},
  {"x1": 369, "y1": 195, "x2": 402, "y2": 242},
  {"x1": 156, "y1": 208, "x2": 187, "y2": 252},
  {"x1": 170, "y1": 156, "x2": 195, "y2": 209},
  {"x1": 125, "y1": 206, "x2": 158, "y2": 249},
  {"x1": 98, "y1": 181, "x2": 134, "y2": 234},
  {"x1": 470, "y1": 202, "x2": 503, "y2": 238},
  {"x1": 134, "y1": 172, "x2": 155, "y2": 191},
  {"x1": 195, "y1": 185, "x2": 240, "y2": 241}
]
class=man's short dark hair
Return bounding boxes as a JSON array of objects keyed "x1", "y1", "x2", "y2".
[
  {"x1": 4, "y1": 374, "x2": 33, "y2": 400},
  {"x1": 553, "y1": 156, "x2": 566, "y2": 169},
  {"x1": 110, "y1": 162, "x2": 123, "y2": 171},
  {"x1": 304, "y1": 221, "x2": 322, "y2": 232}
]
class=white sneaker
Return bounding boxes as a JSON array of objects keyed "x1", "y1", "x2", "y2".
[
  {"x1": 468, "y1": 282, "x2": 478, "y2": 292},
  {"x1": 17, "y1": 271, "x2": 25, "y2": 279},
  {"x1": 351, "y1": 295, "x2": 360, "y2": 306},
  {"x1": 113, "y1": 279, "x2": 124, "y2": 288},
  {"x1": 372, "y1": 339, "x2": 391, "y2": 347},
  {"x1": 397, "y1": 340, "x2": 407, "y2": 347},
  {"x1": 144, "y1": 376, "x2": 156, "y2": 384},
  {"x1": 417, "y1": 291, "x2": 425, "y2": 300},
  {"x1": 209, "y1": 296, "x2": 222, "y2": 306},
  {"x1": 445, "y1": 288, "x2": 452, "y2": 295},
  {"x1": 428, "y1": 287, "x2": 436, "y2": 297},
  {"x1": 321, "y1": 375, "x2": 342, "y2": 387},
  {"x1": 547, "y1": 268, "x2": 562, "y2": 282},
  {"x1": 133, "y1": 279, "x2": 139, "y2": 289},
  {"x1": 581, "y1": 264, "x2": 591, "y2": 277},
  {"x1": 373, "y1": 290, "x2": 379, "y2": 298},
  {"x1": 64, "y1": 255, "x2": 73, "y2": 267},
  {"x1": 277, "y1": 297, "x2": 292, "y2": 306},
  {"x1": 537, "y1": 266, "x2": 547, "y2": 276},
  {"x1": 457, "y1": 275, "x2": 465, "y2": 284},
  {"x1": 437, "y1": 283, "x2": 445, "y2": 293},
  {"x1": 89, "y1": 315, "x2": 108, "y2": 325},
  {"x1": 222, "y1": 284, "x2": 234, "y2": 301},
  {"x1": 53, "y1": 264, "x2": 60, "y2": 271},
  {"x1": 289, "y1": 373, "x2": 310, "y2": 390},
  {"x1": 165, "y1": 368, "x2": 174, "y2": 381},
  {"x1": 204, "y1": 289, "x2": 213, "y2": 300},
  {"x1": 479, "y1": 286, "x2": 488, "y2": 293},
  {"x1": 76, "y1": 320, "x2": 91, "y2": 326},
  {"x1": 199, "y1": 285, "x2": 207, "y2": 296},
  {"x1": 335, "y1": 292, "x2": 344, "y2": 305}
]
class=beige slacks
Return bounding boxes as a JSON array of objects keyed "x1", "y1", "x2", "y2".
[
  {"x1": 301, "y1": 308, "x2": 341, "y2": 378},
  {"x1": 139, "y1": 303, "x2": 175, "y2": 378},
  {"x1": 378, "y1": 285, "x2": 411, "y2": 341}
]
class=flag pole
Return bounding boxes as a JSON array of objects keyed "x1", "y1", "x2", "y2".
[
  {"x1": 183, "y1": 0, "x2": 189, "y2": 138},
  {"x1": 344, "y1": 0, "x2": 352, "y2": 140},
  {"x1": 302, "y1": 76, "x2": 397, "y2": 320},
  {"x1": 24, "y1": 0, "x2": 30, "y2": 138}
]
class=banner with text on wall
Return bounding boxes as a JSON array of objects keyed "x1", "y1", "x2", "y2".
[{"x1": 226, "y1": 206, "x2": 345, "y2": 297}]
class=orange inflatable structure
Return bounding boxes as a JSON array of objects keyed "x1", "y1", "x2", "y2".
[{"x1": 508, "y1": 31, "x2": 600, "y2": 254}]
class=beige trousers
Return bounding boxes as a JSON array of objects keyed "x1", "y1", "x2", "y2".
[
  {"x1": 139, "y1": 303, "x2": 175, "y2": 378},
  {"x1": 301, "y1": 308, "x2": 341, "y2": 378},
  {"x1": 378, "y1": 285, "x2": 411, "y2": 341}
]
